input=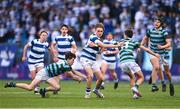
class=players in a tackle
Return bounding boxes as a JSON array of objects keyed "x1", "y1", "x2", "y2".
[{"x1": 4, "y1": 52, "x2": 86, "y2": 98}]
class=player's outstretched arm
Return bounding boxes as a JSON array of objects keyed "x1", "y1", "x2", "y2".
[
  {"x1": 140, "y1": 35, "x2": 149, "y2": 46},
  {"x1": 72, "y1": 70, "x2": 87, "y2": 81},
  {"x1": 140, "y1": 45, "x2": 160, "y2": 59}
]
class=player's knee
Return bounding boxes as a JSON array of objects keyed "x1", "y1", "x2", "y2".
[
  {"x1": 98, "y1": 76, "x2": 103, "y2": 81},
  {"x1": 141, "y1": 75, "x2": 144, "y2": 81},
  {"x1": 87, "y1": 75, "x2": 93, "y2": 80},
  {"x1": 55, "y1": 85, "x2": 61, "y2": 91},
  {"x1": 154, "y1": 65, "x2": 160, "y2": 72},
  {"x1": 27, "y1": 86, "x2": 34, "y2": 91},
  {"x1": 165, "y1": 71, "x2": 171, "y2": 76}
]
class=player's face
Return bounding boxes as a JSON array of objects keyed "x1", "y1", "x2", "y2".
[
  {"x1": 67, "y1": 58, "x2": 75, "y2": 65},
  {"x1": 40, "y1": 32, "x2": 48, "y2": 42},
  {"x1": 154, "y1": 20, "x2": 161, "y2": 29},
  {"x1": 106, "y1": 34, "x2": 113, "y2": 40},
  {"x1": 95, "y1": 28, "x2": 104, "y2": 37},
  {"x1": 60, "y1": 27, "x2": 68, "y2": 36}
]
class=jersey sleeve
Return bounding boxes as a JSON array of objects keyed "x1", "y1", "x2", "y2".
[
  {"x1": 28, "y1": 40, "x2": 35, "y2": 47},
  {"x1": 134, "y1": 41, "x2": 140, "y2": 48},
  {"x1": 163, "y1": 31, "x2": 169, "y2": 38},
  {"x1": 69, "y1": 36, "x2": 76, "y2": 45},
  {"x1": 90, "y1": 36, "x2": 100, "y2": 44},
  {"x1": 46, "y1": 42, "x2": 50, "y2": 49},
  {"x1": 52, "y1": 36, "x2": 57, "y2": 43},
  {"x1": 146, "y1": 29, "x2": 151, "y2": 38}
]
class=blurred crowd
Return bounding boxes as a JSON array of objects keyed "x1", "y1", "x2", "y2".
[{"x1": 0, "y1": 0, "x2": 180, "y2": 48}]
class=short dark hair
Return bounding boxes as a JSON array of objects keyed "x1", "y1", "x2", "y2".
[
  {"x1": 60, "y1": 24, "x2": 69, "y2": 29},
  {"x1": 124, "y1": 29, "x2": 133, "y2": 38},
  {"x1": 65, "y1": 52, "x2": 76, "y2": 60}
]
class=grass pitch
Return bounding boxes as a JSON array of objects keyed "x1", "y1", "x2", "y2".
[{"x1": 0, "y1": 80, "x2": 180, "y2": 108}]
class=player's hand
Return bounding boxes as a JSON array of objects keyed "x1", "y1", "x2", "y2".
[
  {"x1": 104, "y1": 51, "x2": 111, "y2": 55},
  {"x1": 88, "y1": 42, "x2": 97, "y2": 47},
  {"x1": 71, "y1": 48, "x2": 77, "y2": 53},
  {"x1": 22, "y1": 56, "x2": 27, "y2": 61},
  {"x1": 137, "y1": 48, "x2": 141, "y2": 53},
  {"x1": 52, "y1": 49, "x2": 58, "y2": 54},
  {"x1": 53, "y1": 57, "x2": 59, "y2": 62},
  {"x1": 155, "y1": 53, "x2": 161, "y2": 59},
  {"x1": 157, "y1": 44, "x2": 163, "y2": 49},
  {"x1": 118, "y1": 42, "x2": 124, "y2": 47}
]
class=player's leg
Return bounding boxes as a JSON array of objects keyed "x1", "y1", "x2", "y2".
[
  {"x1": 158, "y1": 67, "x2": 166, "y2": 92},
  {"x1": 109, "y1": 62, "x2": 119, "y2": 89},
  {"x1": 131, "y1": 70, "x2": 143, "y2": 98},
  {"x1": 39, "y1": 78, "x2": 61, "y2": 98},
  {"x1": 126, "y1": 72, "x2": 135, "y2": 87},
  {"x1": 126, "y1": 72, "x2": 141, "y2": 99},
  {"x1": 110, "y1": 69, "x2": 119, "y2": 89},
  {"x1": 93, "y1": 70, "x2": 104, "y2": 98},
  {"x1": 80, "y1": 57, "x2": 94, "y2": 98},
  {"x1": 52, "y1": 75, "x2": 61, "y2": 94},
  {"x1": 119, "y1": 62, "x2": 139, "y2": 98},
  {"x1": 28, "y1": 64, "x2": 42, "y2": 94},
  {"x1": 34, "y1": 64, "x2": 44, "y2": 93},
  {"x1": 150, "y1": 57, "x2": 161, "y2": 92},
  {"x1": 135, "y1": 70, "x2": 144, "y2": 87},
  {"x1": 93, "y1": 63, "x2": 104, "y2": 98},
  {"x1": 163, "y1": 64, "x2": 174, "y2": 96},
  {"x1": 46, "y1": 78, "x2": 61, "y2": 91},
  {"x1": 5, "y1": 78, "x2": 42, "y2": 91},
  {"x1": 129, "y1": 62, "x2": 143, "y2": 98},
  {"x1": 84, "y1": 67, "x2": 94, "y2": 98},
  {"x1": 100, "y1": 60, "x2": 108, "y2": 89}
]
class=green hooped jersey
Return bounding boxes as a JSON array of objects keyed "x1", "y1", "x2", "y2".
[
  {"x1": 119, "y1": 38, "x2": 140, "y2": 63},
  {"x1": 45, "y1": 60, "x2": 72, "y2": 77},
  {"x1": 147, "y1": 27, "x2": 168, "y2": 55}
]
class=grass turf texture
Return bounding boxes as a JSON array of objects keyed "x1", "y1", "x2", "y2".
[{"x1": 0, "y1": 80, "x2": 180, "y2": 108}]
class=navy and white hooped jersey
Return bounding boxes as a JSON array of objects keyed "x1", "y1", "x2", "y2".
[
  {"x1": 53, "y1": 34, "x2": 76, "y2": 60},
  {"x1": 102, "y1": 39, "x2": 118, "y2": 63},
  {"x1": 28, "y1": 39, "x2": 49, "y2": 64},
  {"x1": 81, "y1": 34, "x2": 100, "y2": 61},
  {"x1": 146, "y1": 27, "x2": 169, "y2": 55}
]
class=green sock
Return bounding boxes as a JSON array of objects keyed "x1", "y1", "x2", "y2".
[
  {"x1": 161, "y1": 80, "x2": 165, "y2": 85},
  {"x1": 152, "y1": 83, "x2": 156, "y2": 87},
  {"x1": 169, "y1": 80, "x2": 172, "y2": 84},
  {"x1": 135, "y1": 83, "x2": 139, "y2": 89},
  {"x1": 11, "y1": 82, "x2": 16, "y2": 87}
]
